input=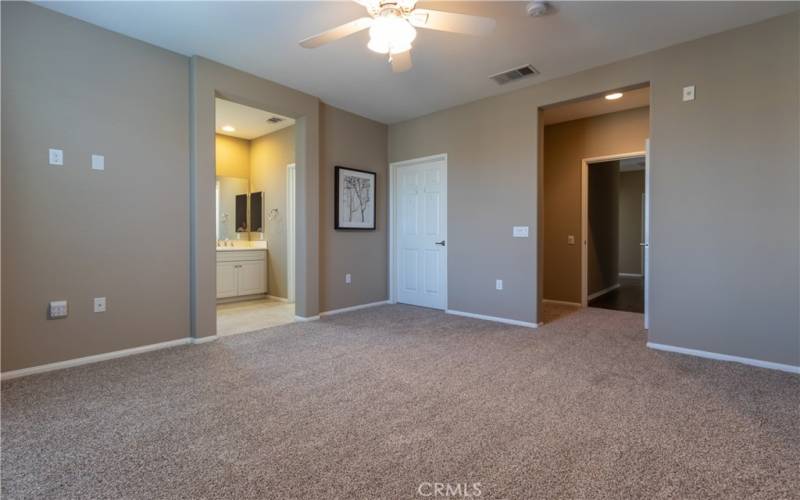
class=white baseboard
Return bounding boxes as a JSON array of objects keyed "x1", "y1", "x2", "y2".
[
  {"x1": 646, "y1": 342, "x2": 800, "y2": 374},
  {"x1": 588, "y1": 283, "x2": 620, "y2": 301},
  {"x1": 294, "y1": 315, "x2": 320, "y2": 322},
  {"x1": 1, "y1": 338, "x2": 192, "y2": 380},
  {"x1": 266, "y1": 295, "x2": 290, "y2": 303},
  {"x1": 190, "y1": 335, "x2": 218, "y2": 345},
  {"x1": 619, "y1": 273, "x2": 643, "y2": 278},
  {"x1": 445, "y1": 309, "x2": 539, "y2": 329},
  {"x1": 542, "y1": 299, "x2": 582, "y2": 307},
  {"x1": 320, "y1": 300, "x2": 390, "y2": 317}
]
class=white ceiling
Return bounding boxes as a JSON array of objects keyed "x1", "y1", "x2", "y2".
[
  {"x1": 216, "y1": 98, "x2": 294, "y2": 140},
  {"x1": 542, "y1": 86, "x2": 649, "y2": 125},
  {"x1": 39, "y1": 1, "x2": 799, "y2": 124}
]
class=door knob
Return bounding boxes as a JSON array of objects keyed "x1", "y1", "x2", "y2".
[
  {"x1": 640, "y1": 242, "x2": 649, "y2": 247},
  {"x1": 435, "y1": 240, "x2": 446, "y2": 246}
]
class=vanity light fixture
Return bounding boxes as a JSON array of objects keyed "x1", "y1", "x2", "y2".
[
  {"x1": 604, "y1": 92, "x2": 623, "y2": 100},
  {"x1": 222, "y1": 125, "x2": 236, "y2": 132}
]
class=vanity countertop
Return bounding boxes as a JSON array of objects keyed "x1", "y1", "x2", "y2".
[
  {"x1": 217, "y1": 246, "x2": 267, "y2": 252},
  {"x1": 216, "y1": 246, "x2": 266, "y2": 252}
]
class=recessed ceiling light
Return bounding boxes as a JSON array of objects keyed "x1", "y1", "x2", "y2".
[
  {"x1": 605, "y1": 92, "x2": 623, "y2": 100},
  {"x1": 222, "y1": 125, "x2": 236, "y2": 132}
]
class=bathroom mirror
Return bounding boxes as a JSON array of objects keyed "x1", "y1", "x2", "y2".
[
  {"x1": 216, "y1": 176, "x2": 249, "y2": 240},
  {"x1": 250, "y1": 192, "x2": 263, "y2": 233}
]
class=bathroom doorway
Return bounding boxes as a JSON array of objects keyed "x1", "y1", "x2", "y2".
[{"x1": 214, "y1": 98, "x2": 297, "y2": 336}]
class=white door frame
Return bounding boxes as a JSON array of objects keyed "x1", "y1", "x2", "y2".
[
  {"x1": 286, "y1": 163, "x2": 296, "y2": 303},
  {"x1": 643, "y1": 139, "x2": 651, "y2": 329},
  {"x1": 388, "y1": 153, "x2": 448, "y2": 308},
  {"x1": 581, "y1": 150, "x2": 647, "y2": 309}
]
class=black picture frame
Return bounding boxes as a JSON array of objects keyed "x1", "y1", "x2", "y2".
[{"x1": 335, "y1": 166, "x2": 376, "y2": 230}]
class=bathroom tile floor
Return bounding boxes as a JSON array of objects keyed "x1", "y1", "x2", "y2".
[{"x1": 216, "y1": 298, "x2": 295, "y2": 336}]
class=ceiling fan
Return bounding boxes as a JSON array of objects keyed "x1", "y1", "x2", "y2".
[{"x1": 299, "y1": 0, "x2": 496, "y2": 73}]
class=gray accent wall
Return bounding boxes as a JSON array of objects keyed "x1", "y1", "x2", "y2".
[
  {"x1": 1, "y1": 3, "x2": 190, "y2": 370},
  {"x1": 320, "y1": 104, "x2": 388, "y2": 312},
  {"x1": 390, "y1": 12, "x2": 799, "y2": 366}
]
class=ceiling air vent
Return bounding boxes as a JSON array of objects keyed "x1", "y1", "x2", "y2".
[
  {"x1": 267, "y1": 116, "x2": 284, "y2": 124},
  {"x1": 489, "y1": 64, "x2": 539, "y2": 85}
]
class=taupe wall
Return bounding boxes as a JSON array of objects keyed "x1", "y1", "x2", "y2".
[
  {"x1": 215, "y1": 134, "x2": 250, "y2": 179},
  {"x1": 619, "y1": 170, "x2": 644, "y2": 275},
  {"x1": 2, "y1": 4, "x2": 798, "y2": 370},
  {"x1": 543, "y1": 107, "x2": 649, "y2": 303},
  {"x1": 1, "y1": 3, "x2": 190, "y2": 371},
  {"x1": 320, "y1": 104, "x2": 388, "y2": 312},
  {"x1": 250, "y1": 126, "x2": 295, "y2": 298},
  {"x1": 588, "y1": 161, "x2": 620, "y2": 295},
  {"x1": 1, "y1": 3, "x2": 387, "y2": 371},
  {"x1": 390, "y1": 13, "x2": 799, "y2": 366}
]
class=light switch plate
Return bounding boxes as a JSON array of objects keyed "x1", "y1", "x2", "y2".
[
  {"x1": 91, "y1": 154, "x2": 105, "y2": 171},
  {"x1": 513, "y1": 226, "x2": 529, "y2": 238},
  {"x1": 682, "y1": 85, "x2": 695, "y2": 102},
  {"x1": 568, "y1": 235, "x2": 575, "y2": 245},
  {"x1": 94, "y1": 297, "x2": 106, "y2": 313},
  {"x1": 496, "y1": 279, "x2": 503, "y2": 290},
  {"x1": 48, "y1": 300, "x2": 68, "y2": 319},
  {"x1": 49, "y1": 148, "x2": 64, "y2": 166},
  {"x1": 345, "y1": 273, "x2": 352, "y2": 284}
]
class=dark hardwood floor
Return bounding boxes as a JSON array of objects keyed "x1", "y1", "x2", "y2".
[{"x1": 589, "y1": 276, "x2": 644, "y2": 313}]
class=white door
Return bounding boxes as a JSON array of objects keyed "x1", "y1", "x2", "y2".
[
  {"x1": 216, "y1": 262, "x2": 238, "y2": 298},
  {"x1": 643, "y1": 139, "x2": 651, "y2": 329},
  {"x1": 238, "y1": 260, "x2": 267, "y2": 296},
  {"x1": 395, "y1": 157, "x2": 447, "y2": 309},
  {"x1": 286, "y1": 164, "x2": 296, "y2": 303}
]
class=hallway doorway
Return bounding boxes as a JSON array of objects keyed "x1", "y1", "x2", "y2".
[
  {"x1": 582, "y1": 152, "x2": 647, "y2": 316},
  {"x1": 539, "y1": 85, "x2": 651, "y2": 324}
]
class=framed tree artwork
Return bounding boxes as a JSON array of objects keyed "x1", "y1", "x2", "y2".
[{"x1": 335, "y1": 166, "x2": 376, "y2": 230}]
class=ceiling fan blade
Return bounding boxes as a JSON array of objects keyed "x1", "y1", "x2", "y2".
[
  {"x1": 409, "y1": 9, "x2": 496, "y2": 36},
  {"x1": 299, "y1": 17, "x2": 373, "y2": 49},
  {"x1": 390, "y1": 50, "x2": 412, "y2": 73}
]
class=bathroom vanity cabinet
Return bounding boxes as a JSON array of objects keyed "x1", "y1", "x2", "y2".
[{"x1": 216, "y1": 249, "x2": 267, "y2": 299}]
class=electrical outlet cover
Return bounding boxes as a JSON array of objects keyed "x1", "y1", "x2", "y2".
[
  {"x1": 94, "y1": 297, "x2": 106, "y2": 313},
  {"x1": 91, "y1": 154, "x2": 105, "y2": 171},
  {"x1": 49, "y1": 148, "x2": 64, "y2": 166},
  {"x1": 48, "y1": 300, "x2": 68, "y2": 319}
]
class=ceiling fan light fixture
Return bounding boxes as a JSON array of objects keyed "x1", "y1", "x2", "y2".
[
  {"x1": 367, "y1": 15, "x2": 416, "y2": 54},
  {"x1": 390, "y1": 43, "x2": 412, "y2": 55},
  {"x1": 367, "y1": 37, "x2": 389, "y2": 54}
]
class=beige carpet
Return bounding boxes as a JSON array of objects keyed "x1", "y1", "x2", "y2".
[{"x1": 2, "y1": 305, "x2": 798, "y2": 499}]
